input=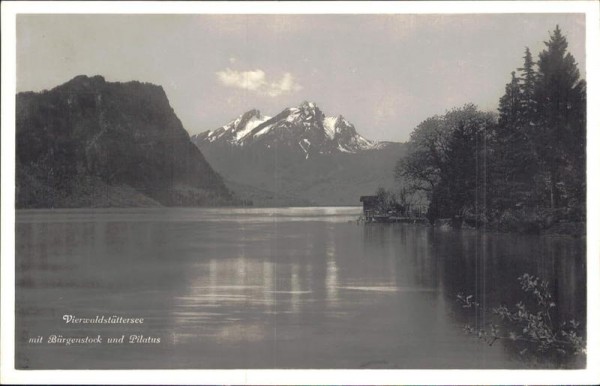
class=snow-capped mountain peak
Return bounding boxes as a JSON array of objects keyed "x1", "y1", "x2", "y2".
[
  {"x1": 197, "y1": 109, "x2": 271, "y2": 144},
  {"x1": 297, "y1": 101, "x2": 322, "y2": 118},
  {"x1": 193, "y1": 101, "x2": 386, "y2": 157}
]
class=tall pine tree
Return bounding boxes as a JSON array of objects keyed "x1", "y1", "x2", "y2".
[
  {"x1": 494, "y1": 71, "x2": 523, "y2": 209},
  {"x1": 498, "y1": 71, "x2": 521, "y2": 130},
  {"x1": 519, "y1": 47, "x2": 537, "y2": 126},
  {"x1": 493, "y1": 52, "x2": 541, "y2": 210},
  {"x1": 534, "y1": 25, "x2": 586, "y2": 209}
]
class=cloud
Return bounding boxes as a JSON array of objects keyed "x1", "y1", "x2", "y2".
[
  {"x1": 216, "y1": 68, "x2": 266, "y2": 91},
  {"x1": 216, "y1": 68, "x2": 302, "y2": 97}
]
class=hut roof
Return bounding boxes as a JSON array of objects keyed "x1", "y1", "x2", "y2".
[{"x1": 360, "y1": 195, "x2": 378, "y2": 203}]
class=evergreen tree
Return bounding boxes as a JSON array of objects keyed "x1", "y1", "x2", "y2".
[
  {"x1": 396, "y1": 25, "x2": 586, "y2": 228},
  {"x1": 534, "y1": 25, "x2": 586, "y2": 209},
  {"x1": 498, "y1": 71, "x2": 521, "y2": 130},
  {"x1": 492, "y1": 49, "x2": 543, "y2": 210},
  {"x1": 519, "y1": 47, "x2": 537, "y2": 126},
  {"x1": 493, "y1": 71, "x2": 523, "y2": 210},
  {"x1": 516, "y1": 47, "x2": 546, "y2": 205}
]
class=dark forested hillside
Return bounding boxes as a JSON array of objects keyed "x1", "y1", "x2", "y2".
[
  {"x1": 16, "y1": 75, "x2": 234, "y2": 208},
  {"x1": 395, "y1": 26, "x2": 586, "y2": 234}
]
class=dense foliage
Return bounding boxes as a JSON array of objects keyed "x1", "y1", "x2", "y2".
[{"x1": 395, "y1": 26, "x2": 586, "y2": 231}]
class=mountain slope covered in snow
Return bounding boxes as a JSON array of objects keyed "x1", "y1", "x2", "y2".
[
  {"x1": 193, "y1": 101, "x2": 388, "y2": 159},
  {"x1": 192, "y1": 102, "x2": 405, "y2": 206}
]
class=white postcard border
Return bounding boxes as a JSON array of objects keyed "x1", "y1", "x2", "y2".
[{"x1": 2, "y1": 1, "x2": 599, "y2": 384}]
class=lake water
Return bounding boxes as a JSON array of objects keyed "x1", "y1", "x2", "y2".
[{"x1": 15, "y1": 207, "x2": 586, "y2": 369}]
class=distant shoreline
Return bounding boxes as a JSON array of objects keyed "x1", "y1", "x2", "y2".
[
  {"x1": 14, "y1": 206, "x2": 585, "y2": 237},
  {"x1": 14, "y1": 205, "x2": 364, "y2": 211}
]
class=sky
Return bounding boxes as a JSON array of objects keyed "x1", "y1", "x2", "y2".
[{"x1": 16, "y1": 13, "x2": 585, "y2": 142}]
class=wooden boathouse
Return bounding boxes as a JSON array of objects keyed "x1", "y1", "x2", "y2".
[{"x1": 359, "y1": 195, "x2": 379, "y2": 220}]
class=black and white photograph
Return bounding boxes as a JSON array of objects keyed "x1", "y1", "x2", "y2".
[{"x1": 1, "y1": 1, "x2": 599, "y2": 384}]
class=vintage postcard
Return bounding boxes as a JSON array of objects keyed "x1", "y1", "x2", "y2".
[{"x1": 1, "y1": 1, "x2": 599, "y2": 384}]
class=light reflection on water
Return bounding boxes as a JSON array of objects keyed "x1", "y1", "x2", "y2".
[
  {"x1": 15, "y1": 207, "x2": 585, "y2": 369},
  {"x1": 16, "y1": 206, "x2": 361, "y2": 224}
]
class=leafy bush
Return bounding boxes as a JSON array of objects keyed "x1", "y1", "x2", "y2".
[{"x1": 457, "y1": 273, "x2": 585, "y2": 363}]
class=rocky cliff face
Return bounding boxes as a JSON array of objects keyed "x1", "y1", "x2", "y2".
[{"x1": 16, "y1": 75, "x2": 234, "y2": 208}]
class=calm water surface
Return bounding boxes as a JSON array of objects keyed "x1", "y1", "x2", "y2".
[{"x1": 16, "y1": 207, "x2": 586, "y2": 369}]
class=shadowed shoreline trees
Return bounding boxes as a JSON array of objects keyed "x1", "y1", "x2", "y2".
[{"x1": 395, "y1": 26, "x2": 586, "y2": 233}]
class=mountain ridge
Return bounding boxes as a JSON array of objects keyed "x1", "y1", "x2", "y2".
[
  {"x1": 16, "y1": 75, "x2": 236, "y2": 208},
  {"x1": 192, "y1": 102, "x2": 405, "y2": 206},
  {"x1": 192, "y1": 101, "x2": 390, "y2": 159}
]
